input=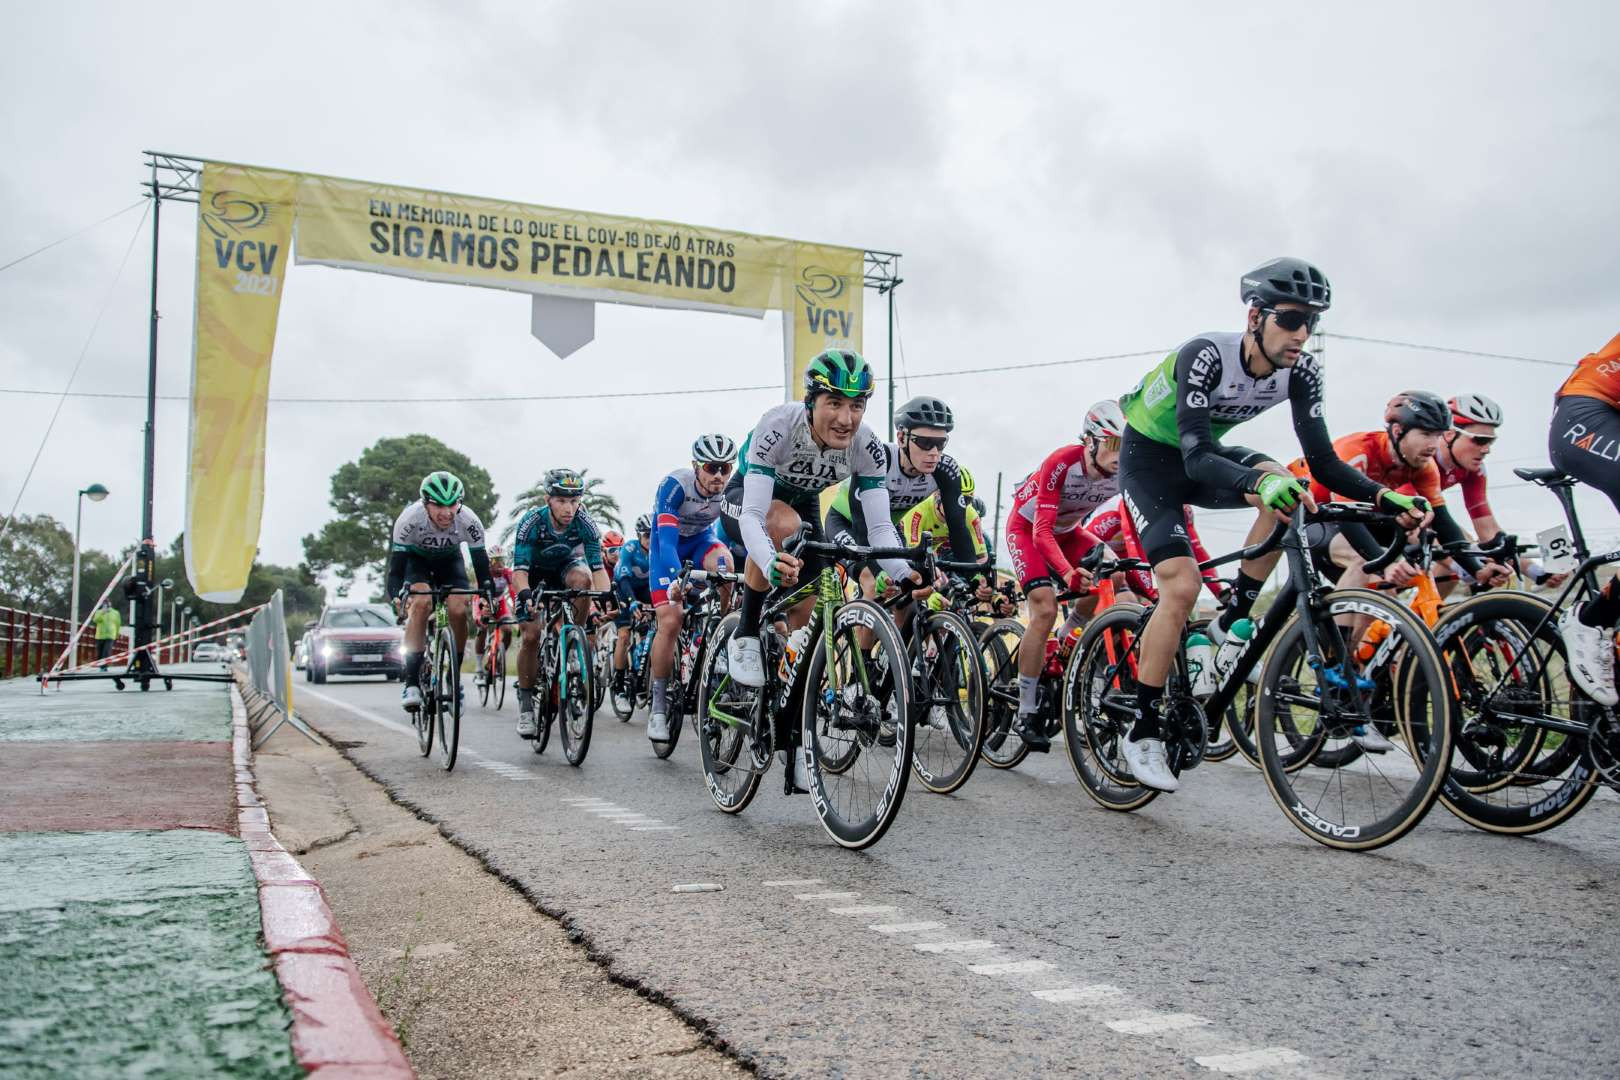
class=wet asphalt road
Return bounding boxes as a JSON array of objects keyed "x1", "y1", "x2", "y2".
[{"x1": 293, "y1": 674, "x2": 1620, "y2": 1080}]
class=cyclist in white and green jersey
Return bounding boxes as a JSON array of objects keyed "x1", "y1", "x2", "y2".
[{"x1": 1114, "y1": 258, "x2": 1429, "y2": 792}]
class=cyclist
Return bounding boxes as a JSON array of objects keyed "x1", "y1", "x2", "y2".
[
  {"x1": 1548, "y1": 330, "x2": 1620, "y2": 704},
  {"x1": 1115, "y1": 258, "x2": 1428, "y2": 791},
  {"x1": 1003, "y1": 401, "x2": 1126, "y2": 751},
  {"x1": 511, "y1": 468, "x2": 610, "y2": 737},
  {"x1": 471, "y1": 544, "x2": 516, "y2": 687},
  {"x1": 601, "y1": 529, "x2": 624, "y2": 576},
  {"x1": 720, "y1": 348, "x2": 914, "y2": 792},
  {"x1": 646, "y1": 435, "x2": 738, "y2": 742},
  {"x1": 611, "y1": 513, "x2": 654, "y2": 705},
  {"x1": 385, "y1": 471, "x2": 497, "y2": 713}
]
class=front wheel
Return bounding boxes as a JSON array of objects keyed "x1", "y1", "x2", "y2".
[
  {"x1": 432, "y1": 627, "x2": 461, "y2": 772},
  {"x1": 697, "y1": 612, "x2": 764, "y2": 813},
  {"x1": 1064, "y1": 602, "x2": 1160, "y2": 812},
  {"x1": 802, "y1": 600, "x2": 914, "y2": 850},
  {"x1": 910, "y1": 608, "x2": 987, "y2": 794},
  {"x1": 558, "y1": 628, "x2": 594, "y2": 766},
  {"x1": 978, "y1": 619, "x2": 1031, "y2": 770},
  {"x1": 651, "y1": 631, "x2": 689, "y2": 761}
]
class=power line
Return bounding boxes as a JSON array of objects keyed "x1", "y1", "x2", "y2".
[
  {"x1": 1322, "y1": 333, "x2": 1568, "y2": 369},
  {"x1": 0, "y1": 201, "x2": 146, "y2": 276}
]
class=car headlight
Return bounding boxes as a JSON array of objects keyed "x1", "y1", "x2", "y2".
[{"x1": 320, "y1": 644, "x2": 333, "y2": 658}]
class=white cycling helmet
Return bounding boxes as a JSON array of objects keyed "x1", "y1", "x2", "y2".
[
  {"x1": 1081, "y1": 400, "x2": 1126, "y2": 442},
  {"x1": 1449, "y1": 393, "x2": 1503, "y2": 428},
  {"x1": 692, "y1": 433, "x2": 737, "y2": 464}
]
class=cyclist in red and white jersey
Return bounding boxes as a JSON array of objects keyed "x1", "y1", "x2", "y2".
[
  {"x1": 1084, "y1": 497, "x2": 1227, "y2": 605},
  {"x1": 471, "y1": 545, "x2": 516, "y2": 677}
]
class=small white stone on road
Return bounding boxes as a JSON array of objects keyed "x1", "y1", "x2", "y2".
[
  {"x1": 870, "y1": 921, "x2": 944, "y2": 934},
  {"x1": 1107, "y1": 1012, "x2": 1212, "y2": 1035},
  {"x1": 1033, "y1": 984, "x2": 1124, "y2": 1004},
  {"x1": 763, "y1": 879, "x2": 824, "y2": 887},
  {"x1": 969, "y1": 959, "x2": 1055, "y2": 976},
  {"x1": 794, "y1": 891, "x2": 860, "y2": 901},
  {"x1": 671, "y1": 883, "x2": 724, "y2": 893},
  {"x1": 913, "y1": 940, "x2": 996, "y2": 954},
  {"x1": 827, "y1": 905, "x2": 900, "y2": 916},
  {"x1": 1194, "y1": 1048, "x2": 1308, "y2": 1073}
]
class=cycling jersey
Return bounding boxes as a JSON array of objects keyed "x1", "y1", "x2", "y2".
[
  {"x1": 513, "y1": 505, "x2": 605, "y2": 575},
  {"x1": 614, "y1": 537, "x2": 651, "y2": 583},
  {"x1": 1011, "y1": 445, "x2": 1120, "y2": 532},
  {"x1": 1084, "y1": 497, "x2": 1221, "y2": 602},
  {"x1": 1556, "y1": 331, "x2": 1620, "y2": 408},
  {"x1": 1287, "y1": 430, "x2": 1447, "y2": 508},
  {"x1": 651, "y1": 468, "x2": 729, "y2": 605},
  {"x1": 900, "y1": 494, "x2": 987, "y2": 560},
  {"x1": 385, "y1": 502, "x2": 494, "y2": 600},
  {"x1": 1430, "y1": 442, "x2": 1493, "y2": 521},
  {"x1": 826, "y1": 444, "x2": 978, "y2": 559}
]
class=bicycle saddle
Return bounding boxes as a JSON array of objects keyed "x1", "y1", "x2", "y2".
[{"x1": 1512, "y1": 466, "x2": 1573, "y2": 487}]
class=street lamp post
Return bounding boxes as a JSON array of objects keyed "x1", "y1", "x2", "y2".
[
  {"x1": 70, "y1": 484, "x2": 110, "y2": 632},
  {"x1": 181, "y1": 605, "x2": 192, "y2": 662},
  {"x1": 157, "y1": 578, "x2": 173, "y2": 664}
]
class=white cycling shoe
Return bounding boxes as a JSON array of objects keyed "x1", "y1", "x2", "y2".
[
  {"x1": 401, "y1": 686, "x2": 423, "y2": 712},
  {"x1": 515, "y1": 688, "x2": 537, "y2": 737},
  {"x1": 726, "y1": 633, "x2": 765, "y2": 688},
  {"x1": 647, "y1": 711, "x2": 671, "y2": 741},
  {"x1": 792, "y1": 746, "x2": 813, "y2": 792},
  {"x1": 1559, "y1": 607, "x2": 1618, "y2": 706},
  {"x1": 1121, "y1": 736, "x2": 1180, "y2": 793}
]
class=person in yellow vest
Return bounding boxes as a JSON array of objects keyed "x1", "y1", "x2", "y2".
[{"x1": 92, "y1": 600, "x2": 122, "y2": 667}]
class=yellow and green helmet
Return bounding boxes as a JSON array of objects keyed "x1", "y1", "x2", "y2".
[
  {"x1": 803, "y1": 349, "x2": 873, "y2": 402},
  {"x1": 420, "y1": 470, "x2": 465, "y2": 506}
]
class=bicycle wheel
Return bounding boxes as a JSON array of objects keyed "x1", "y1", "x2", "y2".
[
  {"x1": 591, "y1": 633, "x2": 609, "y2": 715},
  {"x1": 1063, "y1": 602, "x2": 1160, "y2": 812},
  {"x1": 414, "y1": 651, "x2": 434, "y2": 758},
  {"x1": 558, "y1": 628, "x2": 593, "y2": 766},
  {"x1": 493, "y1": 634, "x2": 507, "y2": 710},
  {"x1": 697, "y1": 612, "x2": 764, "y2": 813},
  {"x1": 802, "y1": 600, "x2": 914, "y2": 849},
  {"x1": 432, "y1": 627, "x2": 461, "y2": 772},
  {"x1": 651, "y1": 630, "x2": 689, "y2": 761},
  {"x1": 978, "y1": 618, "x2": 1031, "y2": 770},
  {"x1": 1423, "y1": 592, "x2": 1600, "y2": 835},
  {"x1": 910, "y1": 608, "x2": 987, "y2": 794},
  {"x1": 1256, "y1": 589, "x2": 1452, "y2": 851},
  {"x1": 478, "y1": 643, "x2": 492, "y2": 708},
  {"x1": 611, "y1": 635, "x2": 636, "y2": 720}
]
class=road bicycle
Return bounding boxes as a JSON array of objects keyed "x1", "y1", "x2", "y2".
[
  {"x1": 611, "y1": 602, "x2": 655, "y2": 721},
  {"x1": 1066, "y1": 502, "x2": 1455, "y2": 852},
  {"x1": 517, "y1": 587, "x2": 612, "y2": 766},
  {"x1": 647, "y1": 564, "x2": 742, "y2": 760},
  {"x1": 696, "y1": 530, "x2": 921, "y2": 850},
  {"x1": 400, "y1": 585, "x2": 482, "y2": 772},
  {"x1": 476, "y1": 613, "x2": 513, "y2": 710}
]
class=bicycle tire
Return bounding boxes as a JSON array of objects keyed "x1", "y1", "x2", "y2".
[
  {"x1": 802, "y1": 599, "x2": 914, "y2": 849},
  {"x1": 494, "y1": 635, "x2": 507, "y2": 710},
  {"x1": 611, "y1": 634, "x2": 636, "y2": 720},
  {"x1": 559, "y1": 628, "x2": 593, "y2": 766},
  {"x1": 1421, "y1": 591, "x2": 1600, "y2": 835},
  {"x1": 414, "y1": 653, "x2": 434, "y2": 758},
  {"x1": 1257, "y1": 589, "x2": 1452, "y2": 851},
  {"x1": 1063, "y1": 602, "x2": 1160, "y2": 812},
  {"x1": 978, "y1": 618, "x2": 1031, "y2": 770},
  {"x1": 697, "y1": 612, "x2": 764, "y2": 814},
  {"x1": 433, "y1": 627, "x2": 461, "y2": 772},
  {"x1": 910, "y1": 608, "x2": 988, "y2": 794},
  {"x1": 650, "y1": 630, "x2": 690, "y2": 760}
]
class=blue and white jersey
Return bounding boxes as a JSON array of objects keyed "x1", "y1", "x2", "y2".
[
  {"x1": 654, "y1": 468, "x2": 726, "y2": 538},
  {"x1": 614, "y1": 537, "x2": 651, "y2": 583}
]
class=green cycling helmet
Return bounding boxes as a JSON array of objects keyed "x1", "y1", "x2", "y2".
[
  {"x1": 803, "y1": 349, "x2": 873, "y2": 401},
  {"x1": 420, "y1": 471, "x2": 465, "y2": 507}
]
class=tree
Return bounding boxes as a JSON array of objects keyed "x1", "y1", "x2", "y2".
[
  {"x1": 501, "y1": 467, "x2": 623, "y2": 543},
  {"x1": 303, "y1": 435, "x2": 497, "y2": 586},
  {"x1": 0, "y1": 513, "x2": 75, "y2": 615}
]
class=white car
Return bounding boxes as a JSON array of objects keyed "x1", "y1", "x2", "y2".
[{"x1": 193, "y1": 642, "x2": 225, "y2": 662}]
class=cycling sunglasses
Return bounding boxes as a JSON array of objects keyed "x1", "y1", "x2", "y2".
[
  {"x1": 1263, "y1": 308, "x2": 1321, "y2": 334},
  {"x1": 907, "y1": 434, "x2": 949, "y2": 452},
  {"x1": 699, "y1": 461, "x2": 734, "y2": 476},
  {"x1": 1461, "y1": 432, "x2": 1497, "y2": 446}
]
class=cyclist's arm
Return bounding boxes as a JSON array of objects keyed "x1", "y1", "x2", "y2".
[
  {"x1": 1287, "y1": 358, "x2": 1382, "y2": 502},
  {"x1": 578, "y1": 515, "x2": 604, "y2": 571},
  {"x1": 385, "y1": 545, "x2": 409, "y2": 602},
  {"x1": 1430, "y1": 504, "x2": 1485, "y2": 575},
  {"x1": 853, "y1": 481, "x2": 911, "y2": 579},
  {"x1": 737, "y1": 470, "x2": 780, "y2": 572},
  {"x1": 651, "y1": 476, "x2": 683, "y2": 605},
  {"x1": 1172, "y1": 343, "x2": 1270, "y2": 492},
  {"x1": 1029, "y1": 447, "x2": 1099, "y2": 579},
  {"x1": 933, "y1": 457, "x2": 982, "y2": 565}
]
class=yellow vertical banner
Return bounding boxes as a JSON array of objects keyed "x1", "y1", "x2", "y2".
[
  {"x1": 184, "y1": 164, "x2": 296, "y2": 602},
  {"x1": 785, "y1": 245, "x2": 864, "y2": 399}
]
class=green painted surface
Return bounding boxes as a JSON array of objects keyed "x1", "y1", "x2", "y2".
[
  {"x1": 0, "y1": 673, "x2": 230, "y2": 743},
  {"x1": 0, "y1": 830, "x2": 300, "y2": 1079}
]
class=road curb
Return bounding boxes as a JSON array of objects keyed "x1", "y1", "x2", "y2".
[{"x1": 232, "y1": 688, "x2": 415, "y2": 1079}]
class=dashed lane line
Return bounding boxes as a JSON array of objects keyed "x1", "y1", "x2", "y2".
[
  {"x1": 793, "y1": 891, "x2": 860, "y2": 901},
  {"x1": 870, "y1": 921, "x2": 944, "y2": 934},
  {"x1": 1032, "y1": 985, "x2": 1123, "y2": 1004},
  {"x1": 913, "y1": 940, "x2": 996, "y2": 954},
  {"x1": 969, "y1": 959, "x2": 1055, "y2": 976},
  {"x1": 763, "y1": 879, "x2": 824, "y2": 887},
  {"x1": 630, "y1": 825, "x2": 681, "y2": 832},
  {"x1": 1193, "y1": 1048, "x2": 1309, "y2": 1073},
  {"x1": 827, "y1": 905, "x2": 902, "y2": 917},
  {"x1": 1107, "y1": 1013, "x2": 1213, "y2": 1036}
]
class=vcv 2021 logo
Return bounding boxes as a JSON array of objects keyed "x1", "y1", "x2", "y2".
[
  {"x1": 797, "y1": 265, "x2": 855, "y2": 339},
  {"x1": 202, "y1": 189, "x2": 281, "y2": 296}
]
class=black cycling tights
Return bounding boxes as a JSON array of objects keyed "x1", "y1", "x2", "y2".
[{"x1": 1549, "y1": 394, "x2": 1620, "y2": 627}]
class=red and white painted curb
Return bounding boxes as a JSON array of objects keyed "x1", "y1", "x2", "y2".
[{"x1": 232, "y1": 689, "x2": 415, "y2": 1079}]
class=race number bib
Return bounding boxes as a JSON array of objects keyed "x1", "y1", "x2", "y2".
[{"x1": 1537, "y1": 525, "x2": 1578, "y2": 575}]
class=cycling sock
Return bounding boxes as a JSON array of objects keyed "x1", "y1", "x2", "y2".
[
  {"x1": 1220, "y1": 570, "x2": 1266, "y2": 631},
  {"x1": 1017, "y1": 674, "x2": 1039, "y2": 716},
  {"x1": 1132, "y1": 682, "x2": 1165, "y2": 742},
  {"x1": 652, "y1": 677, "x2": 668, "y2": 715},
  {"x1": 402, "y1": 651, "x2": 423, "y2": 685},
  {"x1": 1578, "y1": 577, "x2": 1620, "y2": 628},
  {"x1": 738, "y1": 584, "x2": 766, "y2": 637}
]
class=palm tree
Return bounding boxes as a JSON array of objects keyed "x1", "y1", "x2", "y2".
[{"x1": 501, "y1": 467, "x2": 624, "y2": 543}]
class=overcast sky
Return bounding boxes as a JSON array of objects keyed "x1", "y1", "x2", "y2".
[{"x1": 4, "y1": 1, "x2": 1618, "y2": 596}]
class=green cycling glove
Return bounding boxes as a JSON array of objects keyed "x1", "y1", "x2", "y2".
[
  {"x1": 1255, "y1": 473, "x2": 1307, "y2": 513},
  {"x1": 1378, "y1": 490, "x2": 1431, "y2": 517}
]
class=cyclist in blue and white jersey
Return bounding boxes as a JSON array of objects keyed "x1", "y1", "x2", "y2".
[
  {"x1": 611, "y1": 513, "x2": 654, "y2": 706},
  {"x1": 644, "y1": 434, "x2": 738, "y2": 742}
]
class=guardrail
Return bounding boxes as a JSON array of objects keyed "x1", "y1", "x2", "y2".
[
  {"x1": 2, "y1": 606, "x2": 97, "y2": 678},
  {"x1": 239, "y1": 590, "x2": 318, "y2": 749}
]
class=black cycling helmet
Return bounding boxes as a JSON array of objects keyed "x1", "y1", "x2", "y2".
[
  {"x1": 1385, "y1": 391, "x2": 1453, "y2": 434},
  {"x1": 545, "y1": 467, "x2": 586, "y2": 497},
  {"x1": 895, "y1": 395, "x2": 954, "y2": 432},
  {"x1": 1241, "y1": 257, "x2": 1332, "y2": 311}
]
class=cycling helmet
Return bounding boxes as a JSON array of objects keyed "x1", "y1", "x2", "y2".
[
  {"x1": 545, "y1": 468, "x2": 586, "y2": 497},
  {"x1": 1082, "y1": 400, "x2": 1127, "y2": 442},
  {"x1": 420, "y1": 471, "x2": 465, "y2": 506},
  {"x1": 896, "y1": 395, "x2": 955, "y2": 431},
  {"x1": 956, "y1": 467, "x2": 976, "y2": 497},
  {"x1": 635, "y1": 512, "x2": 653, "y2": 536},
  {"x1": 691, "y1": 433, "x2": 737, "y2": 464},
  {"x1": 487, "y1": 544, "x2": 507, "y2": 562},
  {"x1": 1385, "y1": 391, "x2": 1453, "y2": 433},
  {"x1": 803, "y1": 349, "x2": 873, "y2": 401},
  {"x1": 1240, "y1": 257, "x2": 1332, "y2": 311},
  {"x1": 601, "y1": 529, "x2": 624, "y2": 552},
  {"x1": 1449, "y1": 393, "x2": 1504, "y2": 429}
]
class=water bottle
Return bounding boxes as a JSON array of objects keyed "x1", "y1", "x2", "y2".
[
  {"x1": 1214, "y1": 617, "x2": 1255, "y2": 685},
  {"x1": 779, "y1": 626, "x2": 811, "y2": 683},
  {"x1": 1186, "y1": 631, "x2": 1215, "y2": 697}
]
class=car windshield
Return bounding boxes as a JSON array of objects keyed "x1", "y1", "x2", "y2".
[{"x1": 325, "y1": 609, "x2": 393, "y2": 629}]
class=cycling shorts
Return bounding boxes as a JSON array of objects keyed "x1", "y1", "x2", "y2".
[
  {"x1": 1550, "y1": 393, "x2": 1620, "y2": 514},
  {"x1": 402, "y1": 553, "x2": 469, "y2": 593},
  {"x1": 1119, "y1": 426, "x2": 1264, "y2": 565},
  {"x1": 1005, "y1": 515, "x2": 1094, "y2": 592},
  {"x1": 614, "y1": 576, "x2": 651, "y2": 627},
  {"x1": 720, "y1": 473, "x2": 830, "y2": 578},
  {"x1": 528, "y1": 558, "x2": 589, "y2": 591}
]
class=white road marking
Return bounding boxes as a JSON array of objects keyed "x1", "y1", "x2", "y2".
[
  {"x1": 630, "y1": 825, "x2": 681, "y2": 832},
  {"x1": 763, "y1": 879, "x2": 824, "y2": 887},
  {"x1": 1107, "y1": 1013, "x2": 1212, "y2": 1035},
  {"x1": 300, "y1": 686, "x2": 462, "y2": 745},
  {"x1": 1194, "y1": 1048, "x2": 1309, "y2": 1073},
  {"x1": 827, "y1": 905, "x2": 901, "y2": 917},
  {"x1": 913, "y1": 940, "x2": 996, "y2": 954},
  {"x1": 561, "y1": 797, "x2": 616, "y2": 805},
  {"x1": 671, "y1": 883, "x2": 723, "y2": 893},
  {"x1": 1032, "y1": 984, "x2": 1124, "y2": 1004},
  {"x1": 793, "y1": 891, "x2": 860, "y2": 901},
  {"x1": 969, "y1": 959, "x2": 1055, "y2": 976},
  {"x1": 870, "y1": 920, "x2": 944, "y2": 934}
]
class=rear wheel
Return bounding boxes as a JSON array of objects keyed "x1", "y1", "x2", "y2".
[
  {"x1": 559, "y1": 628, "x2": 594, "y2": 766},
  {"x1": 432, "y1": 627, "x2": 461, "y2": 772},
  {"x1": 414, "y1": 652, "x2": 434, "y2": 758},
  {"x1": 697, "y1": 612, "x2": 764, "y2": 813},
  {"x1": 493, "y1": 635, "x2": 507, "y2": 710},
  {"x1": 978, "y1": 619, "x2": 1031, "y2": 770},
  {"x1": 651, "y1": 630, "x2": 689, "y2": 760},
  {"x1": 910, "y1": 608, "x2": 987, "y2": 794}
]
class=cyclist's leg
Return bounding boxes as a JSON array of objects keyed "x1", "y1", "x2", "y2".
[
  {"x1": 1548, "y1": 394, "x2": 1620, "y2": 700},
  {"x1": 1211, "y1": 456, "x2": 1291, "y2": 634},
  {"x1": 612, "y1": 576, "x2": 635, "y2": 686},
  {"x1": 399, "y1": 556, "x2": 436, "y2": 705},
  {"x1": 564, "y1": 561, "x2": 594, "y2": 628},
  {"x1": 697, "y1": 531, "x2": 734, "y2": 607},
  {"x1": 442, "y1": 558, "x2": 473, "y2": 664}
]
